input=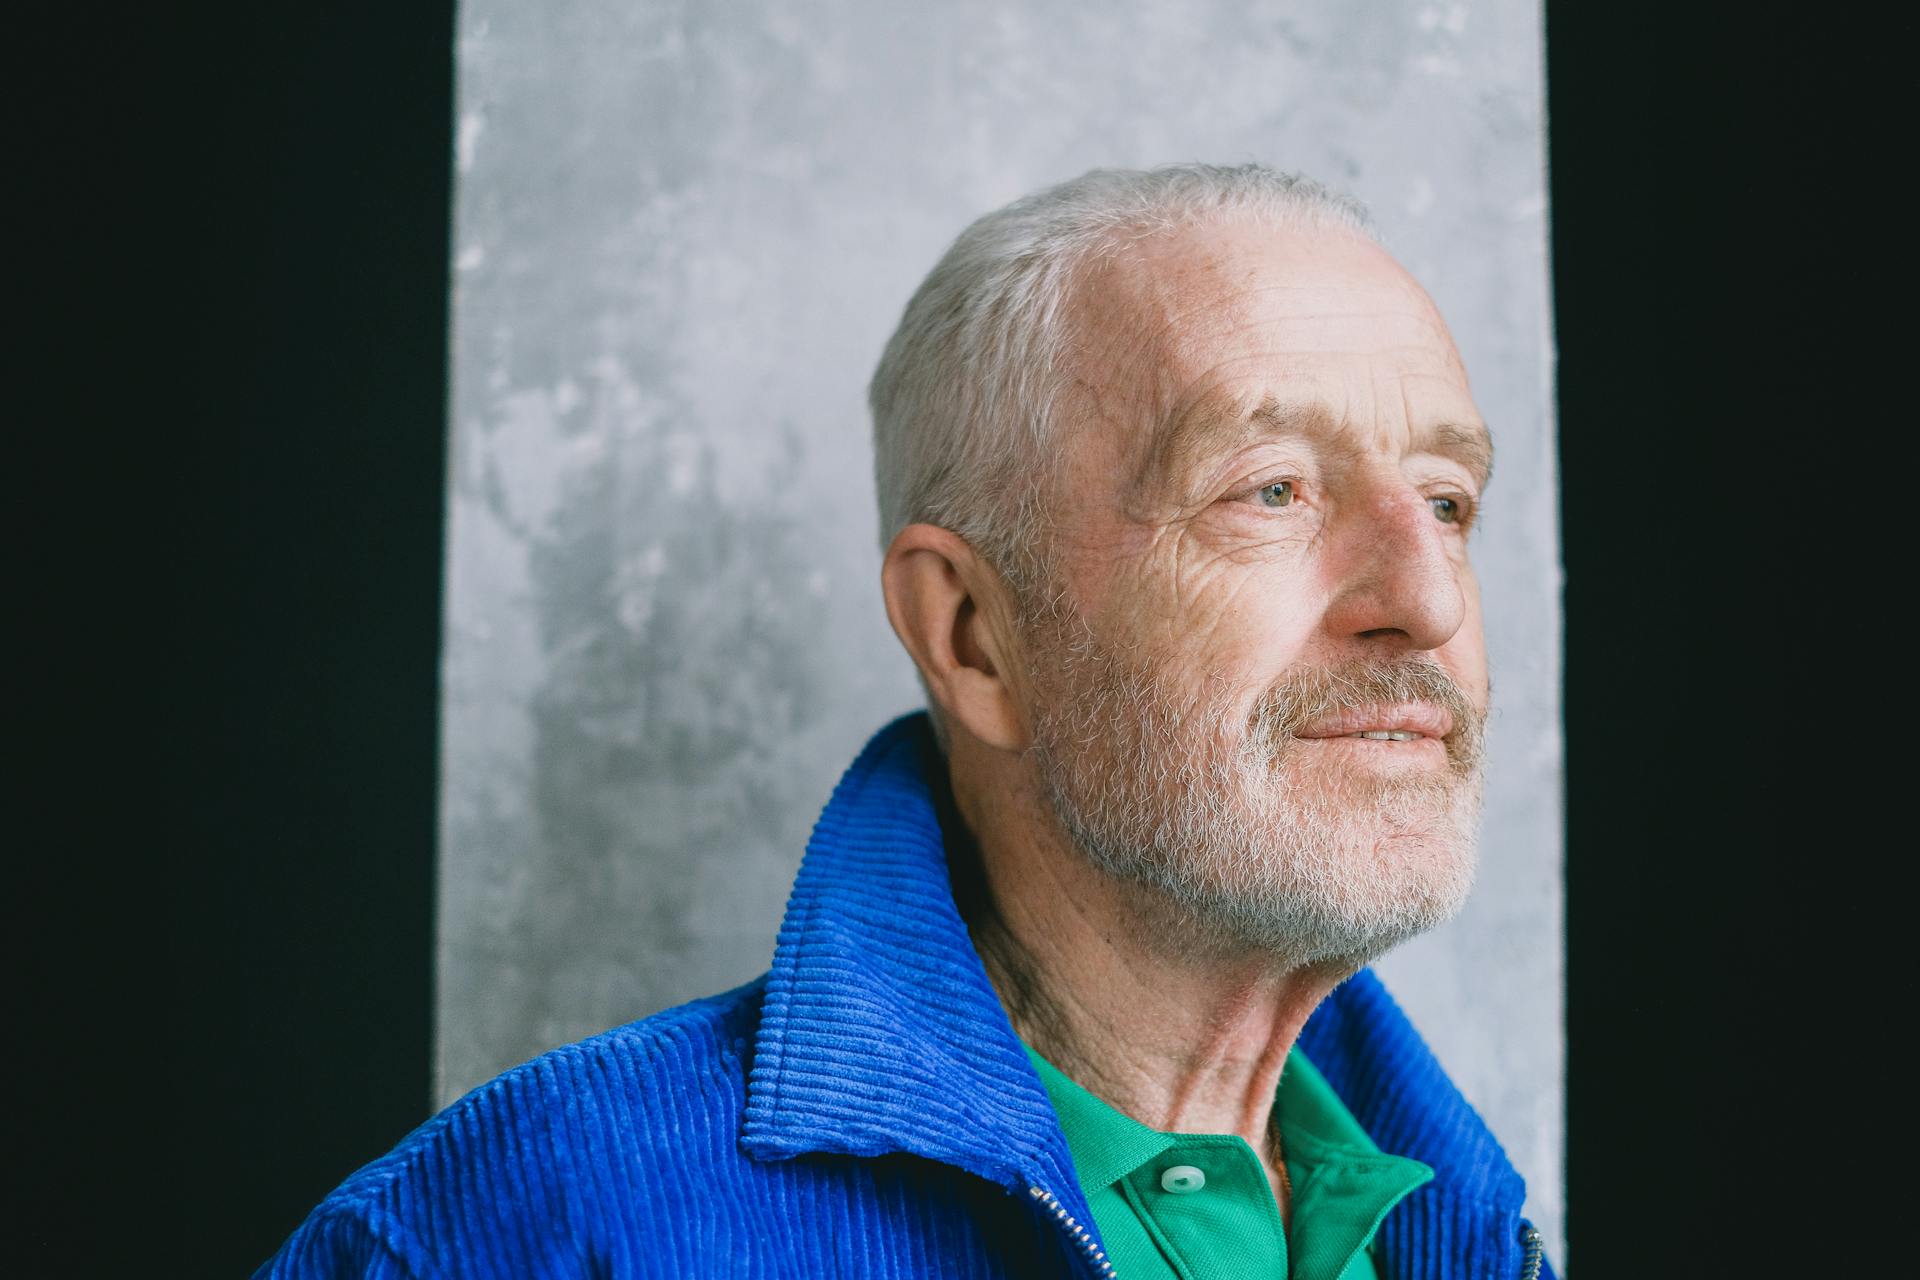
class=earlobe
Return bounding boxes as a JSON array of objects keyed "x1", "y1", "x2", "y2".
[{"x1": 880, "y1": 525, "x2": 1029, "y2": 753}]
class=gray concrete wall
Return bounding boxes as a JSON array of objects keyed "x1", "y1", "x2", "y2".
[{"x1": 441, "y1": 0, "x2": 1562, "y2": 1263}]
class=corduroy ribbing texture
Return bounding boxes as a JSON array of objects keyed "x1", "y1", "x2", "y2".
[{"x1": 259, "y1": 712, "x2": 1555, "y2": 1279}]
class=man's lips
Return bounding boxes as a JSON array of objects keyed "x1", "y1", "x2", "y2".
[{"x1": 1293, "y1": 702, "x2": 1455, "y2": 741}]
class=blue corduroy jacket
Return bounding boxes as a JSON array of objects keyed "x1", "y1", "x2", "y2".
[{"x1": 261, "y1": 713, "x2": 1556, "y2": 1279}]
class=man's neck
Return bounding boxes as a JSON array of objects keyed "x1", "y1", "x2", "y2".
[{"x1": 947, "y1": 750, "x2": 1351, "y2": 1227}]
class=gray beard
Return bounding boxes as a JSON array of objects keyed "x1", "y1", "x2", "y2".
[{"x1": 1025, "y1": 611, "x2": 1486, "y2": 969}]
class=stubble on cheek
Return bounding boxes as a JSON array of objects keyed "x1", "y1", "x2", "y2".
[{"x1": 1021, "y1": 602, "x2": 1487, "y2": 963}]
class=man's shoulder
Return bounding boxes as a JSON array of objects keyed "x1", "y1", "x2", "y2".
[
  {"x1": 257, "y1": 975, "x2": 771, "y2": 1277},
  {"x1": 425, "y1": 971, "x2": 763, "y2": 1144}
]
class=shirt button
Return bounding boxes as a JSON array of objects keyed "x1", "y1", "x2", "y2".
[{"x1": 1160, "y1": 1165, "x2": 1206, "y2": 1194}]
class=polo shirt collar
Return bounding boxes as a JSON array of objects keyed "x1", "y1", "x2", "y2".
[
  {"x1": 1022, "y1": 1045, "x2": 1176, "y2": 1192},
  {"x1": 1022, "y1": 1041, "x2": 1427, "y2": 1189},
  {"x1": 1024, "y1": 1042, "x2": 1435, "y2": 1280}
]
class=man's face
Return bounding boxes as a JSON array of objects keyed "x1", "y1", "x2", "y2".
[{"x1": 1019, "y1": 217, "x2": 1492, "y2": 967}]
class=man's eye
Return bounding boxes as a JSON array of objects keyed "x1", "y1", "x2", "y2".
[
  {"x1": 1257, "y1": 480, "x2": 1294, "y2": 508},
  {"x1": 1430, "y1": 495, "x2": 1465, "y2": 524}
]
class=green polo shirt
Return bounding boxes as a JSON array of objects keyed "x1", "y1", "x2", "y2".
[{"x1": 1024, "y1": 1043, "x2": 1433, "y2": 1280}]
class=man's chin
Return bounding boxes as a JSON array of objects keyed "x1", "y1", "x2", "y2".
[{"x1": 1110, "y1": 828, "x2": 1479, "y2": 968}]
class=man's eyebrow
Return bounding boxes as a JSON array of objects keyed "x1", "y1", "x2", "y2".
[
  {"x1": 1148, "y1": 394, "x2": 1494, "y2": 489},
  {"x1": 1147, "y1": 395, "x2": 1331, "y2": 482},
  {"x1": 1422, "y1": 419, "x2": 1495, "y2": 489}
]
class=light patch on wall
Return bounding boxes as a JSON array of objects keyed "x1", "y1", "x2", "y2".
[
  {"x1": 1418, "y1": 4, "x2": 1471, "y2": 36},
  {"x1": 457, "y1": 112, "x2": 485, "y2": 174},
  {"x1": 1408, "y1": 176, "x2": 1437, "y2": 218}
]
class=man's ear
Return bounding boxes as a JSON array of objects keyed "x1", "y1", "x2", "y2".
[{"x1": 880, "y1": 524, "x2": 1029, "y2": 753}]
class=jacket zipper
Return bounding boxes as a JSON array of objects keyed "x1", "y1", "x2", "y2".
[
  {"x1": 1028, "y1": 1184, "x2": 1116, "y2": 1278},
  {"x1": 1518, "y1": 1222, "x2": 1543, "y2": 1280}
]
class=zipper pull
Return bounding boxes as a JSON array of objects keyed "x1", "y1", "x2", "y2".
[{"x1": 1518, "y1": 1221, "x2": 1544, "y2": 1280}]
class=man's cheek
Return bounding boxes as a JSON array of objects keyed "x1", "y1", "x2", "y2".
[{"x1": 1171, "y1": 557, "x2": 1322, "y2": 670}]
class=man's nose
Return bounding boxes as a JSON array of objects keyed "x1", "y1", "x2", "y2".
[{"x1": 1319, "y1": 485, "x2": 1467, "y2": 654}]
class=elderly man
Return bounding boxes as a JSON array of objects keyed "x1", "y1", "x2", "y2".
[{"x1": 262, "y1": 164, "x2": 1555, "y2": 1280}]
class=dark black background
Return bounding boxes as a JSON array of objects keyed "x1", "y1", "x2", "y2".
[
  {"x1": 21, "y1": 3, "x2": 451, "y2": 1273},
  {"x1": 22, "y1": 1, "x2": 1849, "y2": 1273}
]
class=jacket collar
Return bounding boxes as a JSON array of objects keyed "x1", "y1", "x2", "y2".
[
  {"x1": 740, "y1": 712, "x2": 1529, "y2": 1222},
  {"x1": 740, "y1": 712, "x2": 1084, "y2": 1202},
  {"x1": 1296, "y1": 969, "x2": 1528, "y2": 1211}
]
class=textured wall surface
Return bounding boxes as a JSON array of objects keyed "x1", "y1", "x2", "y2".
[{"x1": 440, "y1": 0, "x2": 1562, "y2": 1262}]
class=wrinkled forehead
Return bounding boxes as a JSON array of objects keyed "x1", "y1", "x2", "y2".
[{"x1": 1056, "y1": 219, "x2": 1475, "y2": 479}]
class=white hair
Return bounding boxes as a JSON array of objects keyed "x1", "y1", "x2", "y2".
[{"x1": 868, "y1": 162, "x2": 1378, "y2": 596}]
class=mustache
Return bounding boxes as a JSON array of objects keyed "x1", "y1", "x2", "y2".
[{"x1": 1245, "y1": 656, "x2": 1485, "y2": 776}]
